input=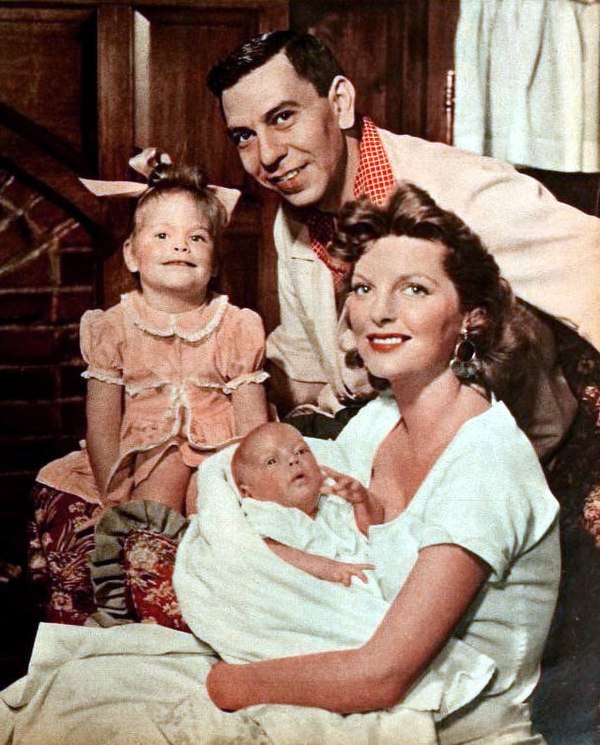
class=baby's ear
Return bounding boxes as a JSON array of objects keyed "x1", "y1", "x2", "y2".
[
  {"x1": 123, "y1": 238, "x2": 139, "y2": 273},
  {"x1": 237, "y1": 483, "x2": 252, "y2": 499}
]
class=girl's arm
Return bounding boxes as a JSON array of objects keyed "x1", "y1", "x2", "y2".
[
  {"x1": 86, "y1": 378, "x2": 123, "y2": 495},
  {"x1": 232, "y1": 383, "x2": 268, "y2": 436},
  {"x1": 207, "y1": 543, "x2": 489, "y2": 712}
]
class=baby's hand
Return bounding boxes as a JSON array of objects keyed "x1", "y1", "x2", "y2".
[
  {"x1": 321, "y1": 465, "x2": 370, "y2": 505},
  {"x1": 312, "y1": 556, "x2": 375, "y2": 587},
  {"x1": 265, "y1": 541, "x2": 375, "y2": 587}
]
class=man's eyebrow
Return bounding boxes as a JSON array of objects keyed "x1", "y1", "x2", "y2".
[
  {"x1": 227, "y1": 99, "x2": 301, "y2": 136},
  {"x1": 263, "y1": 100, "x2": 300, "y2": 122}
]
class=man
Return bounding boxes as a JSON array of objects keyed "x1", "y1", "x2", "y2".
[{"x1": 207, "y1": 30, "x2": 599, "y2": 451}]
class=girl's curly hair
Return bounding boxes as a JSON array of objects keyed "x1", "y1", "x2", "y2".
[{"x1": 330, "y1": 181, "x2": 542, "y2": 421}]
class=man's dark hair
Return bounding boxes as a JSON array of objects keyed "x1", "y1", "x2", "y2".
[{"x1": 207, "y1": 29, "x2": 345, "y2": 100}]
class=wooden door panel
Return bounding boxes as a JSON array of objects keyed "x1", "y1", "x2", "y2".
[
  {"x1": 133, "y1": 6, "x2": 260, "y2": 188},
  {"x1": 291, "y1": 1, "x2": 429, "y2": 137},
  {"x1": 0, "y1": 7, "x2": 98, "y2": 170}
]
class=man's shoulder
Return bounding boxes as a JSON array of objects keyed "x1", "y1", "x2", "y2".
[{"x1": 377, "y1": 126, "x2": 516, "y2": 182}]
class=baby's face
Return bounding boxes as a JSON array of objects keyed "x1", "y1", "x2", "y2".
[
  {"x1": 124, "y1": 192, "x2": 214, "y2": 305},
  {"x1": 235, "y1": 424, "x2": 323, "y2": 516}
]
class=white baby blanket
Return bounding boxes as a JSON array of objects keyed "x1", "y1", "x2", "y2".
[
  {"x1": 174, "y1": 442, "x2": 496, "y2": 720},
  {"x1": 1, "y1": 439, "x2": 495, "y2": 745}
]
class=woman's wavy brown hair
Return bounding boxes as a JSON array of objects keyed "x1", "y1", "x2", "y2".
[{"x1": 330, "y1": 181, "x2": 541, "y2": 415}]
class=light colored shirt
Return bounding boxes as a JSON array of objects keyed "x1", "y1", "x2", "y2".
[{"x1": 336, "y1": 395, "x2": 561, "y2": 741}]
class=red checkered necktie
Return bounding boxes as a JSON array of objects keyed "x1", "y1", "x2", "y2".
[{"x1": 306, "y1": 117, "x2": 395, "y2": 292}]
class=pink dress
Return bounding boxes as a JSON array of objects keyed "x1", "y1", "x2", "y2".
[{"x1": 38, "y1": 291, "x2": 268, "y2": 506}]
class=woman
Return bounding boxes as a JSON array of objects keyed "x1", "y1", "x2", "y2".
[{"x1": 207, "y1": 182, "x2": 561, "y2": 744}]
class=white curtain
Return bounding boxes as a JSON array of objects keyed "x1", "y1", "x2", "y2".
[{"x1": 454, "y1": 0, "x2": 600, "y2": 172}]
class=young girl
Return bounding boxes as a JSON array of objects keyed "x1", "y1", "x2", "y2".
[{"x1": 37, "y1": 153, "x2": 269, "y2": 515}]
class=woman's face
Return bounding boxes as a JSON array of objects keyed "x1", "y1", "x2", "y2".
[{"x1": 347, "y1": 235, "x2": 465, "y2": 384}]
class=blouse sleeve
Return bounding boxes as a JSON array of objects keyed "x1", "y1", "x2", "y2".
[
  {"x1": 417, "y1": 419, "x2": 559, "y2": 582},
  {"x1": 80, "y1": 308, "x2": 125, "y2": 385},
  {"x1": 216, "y1": 307, "x2": 269, "y2": 392}
]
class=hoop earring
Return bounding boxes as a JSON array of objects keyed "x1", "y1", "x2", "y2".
[{"x1": 450, "y1": 329, "x2": 482, "y2": 380}]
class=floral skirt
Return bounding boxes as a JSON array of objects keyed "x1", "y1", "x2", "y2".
[{"x1": 29, "y1": 486, "x2": 188, "y2": 628}]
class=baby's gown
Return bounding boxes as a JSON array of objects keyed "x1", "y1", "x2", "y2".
[{"x1": 37, "y1": 291, "x2": 267, "y2": 508}]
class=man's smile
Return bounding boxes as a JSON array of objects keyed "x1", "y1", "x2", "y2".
[{"x1": 268, "y1": 165, "x2": 306, "y2": 190}]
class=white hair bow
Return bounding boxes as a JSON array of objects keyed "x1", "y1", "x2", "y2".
[{"x1": 79, "y1": 147, "x2": 241, "y2": 224}]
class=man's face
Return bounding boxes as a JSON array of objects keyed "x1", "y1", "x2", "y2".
[{"x1": 222, "y1": 53, "x2": 351, "y2": 211}]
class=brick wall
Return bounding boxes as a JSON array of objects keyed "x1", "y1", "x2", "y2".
[{"x1": 0, "y1": 167, "x2": 98, "y2": 567}]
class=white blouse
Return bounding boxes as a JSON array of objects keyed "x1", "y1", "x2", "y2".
[{"x1": 336, "y1": 395, "x2": 560, "y2": 741}]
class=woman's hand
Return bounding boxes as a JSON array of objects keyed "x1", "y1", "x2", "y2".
[{"x1": 207, "y1": 661, "x2": 239, "y2": 711}]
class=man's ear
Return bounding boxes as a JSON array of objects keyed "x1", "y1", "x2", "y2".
[
  {"x1": 328, "y1": 75, "x2": 356, "y2": 130},
  {"x1": 123, "y1": 238, "x2": 139, "y2": 273}
]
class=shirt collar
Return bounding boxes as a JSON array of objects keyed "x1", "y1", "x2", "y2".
[
  {"x1": 302, "y1": 117, "x2": 396, "y2": 290},
  {"x1": 120, "y1": 291, "x2": 228, "y2": 342}
]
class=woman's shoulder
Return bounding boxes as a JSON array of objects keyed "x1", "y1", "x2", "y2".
[
  {"x1": 417, "y1": 402, "x2": 559, "y2": 571},
  {"x1": 453, "y1": 401, "x2": 538, "y2": 464},
  {"x1": 437, "y1": 401, "x2": 558, "y2": 518},
  {"x1": 438, "y1": 402, "x2": 546, "y2": 491}
]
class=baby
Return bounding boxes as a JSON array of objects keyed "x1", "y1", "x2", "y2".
[{"x1": 231, "y1": 422, "x2": 384, "y2": 586}]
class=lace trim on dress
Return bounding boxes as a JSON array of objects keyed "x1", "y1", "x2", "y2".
[
  {"x1": 183, "y1": 371, "x2": 269, "y2": 395},
  {"x1": 124, "y1": 379, "x2": 169, "y2": 396},
  {"x1": 82, "y1": 370, "x2": 125, "y2": 386},
  {"x1": 222, "y1": 370, "x2": 269, "y2": 394},
  {"x1": 120, "y1": 292, "x2": 229, "y2": 342},
  {"x1": 123, "y1": 373, "x2": 268, "y2": 398}
]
